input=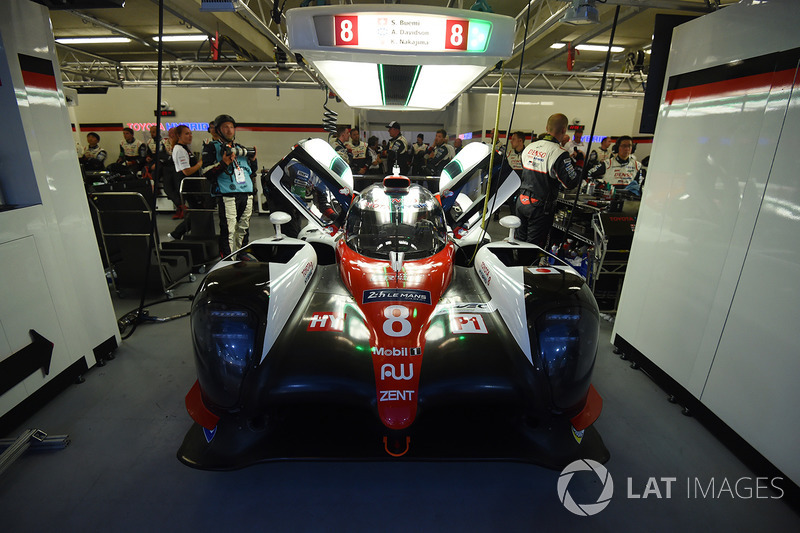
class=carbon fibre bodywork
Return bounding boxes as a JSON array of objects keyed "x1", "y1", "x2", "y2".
[{"x1": 178, "y1": 139, "x2": 608, "y2": 469}]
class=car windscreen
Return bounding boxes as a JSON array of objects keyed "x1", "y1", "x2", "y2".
[{"x1": 345, "y1": 185, "x2": 448, "y2": 260}]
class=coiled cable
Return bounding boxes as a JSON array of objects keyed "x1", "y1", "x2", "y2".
[{"x1": 322, "y1": 87, "x2": 338, "y2": 136}]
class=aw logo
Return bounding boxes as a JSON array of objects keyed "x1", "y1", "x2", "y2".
[{"x1": 557, "y1": 459, "x2": 614, "y2": 516}]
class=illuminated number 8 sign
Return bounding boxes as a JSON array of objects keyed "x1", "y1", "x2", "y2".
[
  {"x1": 445, "y1": 19, "x2": 469, "y2": 50},
  {"x1": 334, "y1": 15, "x2": 358, "y2": 46}
]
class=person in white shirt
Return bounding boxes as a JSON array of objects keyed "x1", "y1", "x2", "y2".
[
  {"x1": 587, "y1": 136, "x2": 613, "y2": 167},
  {"x1": 564, "y1": 128, "x2": 587, "y2": 169},
  {"x1": 167, "y1": 125, "x2": 204, "y2": 240}
]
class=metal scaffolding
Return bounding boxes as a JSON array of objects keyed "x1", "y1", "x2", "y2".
[{"x1": 58, "y1": 50, "x2": 646, "y2": 97}]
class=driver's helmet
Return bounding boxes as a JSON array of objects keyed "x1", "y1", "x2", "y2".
[{"x1": 344, "y1": 183, "x2": 448, "y2": 260}]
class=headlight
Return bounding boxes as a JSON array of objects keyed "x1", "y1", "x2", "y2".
[
  {"x1": 192, "y1": 303, "x2": 259, "y2": 408},
  {"x1": 534, "y1": 307, "x2": 599, "y2": 411}
]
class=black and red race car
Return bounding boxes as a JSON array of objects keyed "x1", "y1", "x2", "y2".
[{"x1": 178, "y1": 138, "x2": 608, "y2": 469}]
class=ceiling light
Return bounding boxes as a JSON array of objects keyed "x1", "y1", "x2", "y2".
[
  {"x1": 56, "y1": 37, "x2": 131, "y2": 44},
  {"x1": 577, "y1": 44, "x2": 625, "y2": 53},
  {"x1": 287, "y1": 5, "x2": 514, "y2": 110},
  {"x1": 561, "y1": 1, "x2": 600, "y2": 25},
  {"x1": 151, "y1": 35, "x2": 209, "y2": 42},
  {"x1": 550, "y1": 43, "x2": 624, "y2": 53}
]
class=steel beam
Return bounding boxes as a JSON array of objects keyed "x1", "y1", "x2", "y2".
[{"x1": 64, "y1": 10, "x2": 181, "y2": 59}]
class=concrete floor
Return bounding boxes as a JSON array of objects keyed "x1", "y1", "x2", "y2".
[{"x1": 1, "y1": 210, "x2": 798, "y2": 532}]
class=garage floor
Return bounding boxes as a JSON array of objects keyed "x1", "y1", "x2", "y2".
[{"x1": 1, "y1": 210, "x2": 798, "y2": 532}]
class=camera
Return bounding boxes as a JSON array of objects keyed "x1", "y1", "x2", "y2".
[{"x1": 224, "y1": 144, "x2": 256, "y2": 158}]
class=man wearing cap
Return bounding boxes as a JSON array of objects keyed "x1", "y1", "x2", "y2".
[
  {"x1": 202, "y1": 114, "x2": 258, "y2": 257},
  {"x1": 386, "y1": 120, "x2": 411, "y2": 175}
]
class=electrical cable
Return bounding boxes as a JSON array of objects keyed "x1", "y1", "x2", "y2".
[
  {"x1": 562, "y1": 5, "x2": 621, "y2": 242},
  {"x1": 122, "y1": 0, "x2": 165, "y2": 341},
  {"x1": 466, "y1": 0, "x2": 532, "y2": 266},
  {"x1": 322, "y1": 87, "x2": 338, "y2": 137},
  {"x1": 117, "y1": 296, "x2": 193, "y2": 336}
]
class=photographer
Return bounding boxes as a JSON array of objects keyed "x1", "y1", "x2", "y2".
[{"x1": 202, "y1": 114, "x2": 258, "y2": 257}]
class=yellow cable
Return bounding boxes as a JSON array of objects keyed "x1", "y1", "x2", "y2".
[{"x1": 470, "y1": 65, "x2": 503, "y2": 264}]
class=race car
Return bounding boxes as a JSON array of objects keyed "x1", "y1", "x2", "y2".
[{"x1": 178, "y1": 138, "x2": 608, "y2": 470}]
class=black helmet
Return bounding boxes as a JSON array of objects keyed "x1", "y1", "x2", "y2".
[{"x1": 214, "y1": 114, "x2": 236, "y2": 131}]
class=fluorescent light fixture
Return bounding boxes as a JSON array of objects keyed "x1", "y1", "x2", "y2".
[
  {"x1": 577, "y1": 44, "x2": 625, "y2": 53},
  {"x1": 313, "y1": 60, "x2": 487, "y2": 110},
  {"x1": 56, "y1": 37, "x2": 131, "y2": 44},
  {"x1": 313, "y1": 60, "x2": 383, "y2": 108},
  {"x1": 406, "y1": 64, "x2": 487, "y2": 110},
  {"x1": 151, "y1": 35, "x2": 209, "y2": 42},
  {"x1": 550, "y1": 43, "x2": 624, "y2": 53}
]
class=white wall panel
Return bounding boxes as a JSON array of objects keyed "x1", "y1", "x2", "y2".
[
  {"x1": 0, "y1": 0, "x2": 119, "y2": 418},
  {"x1": 613, "y1": 0, "x2": 800, "y2": 484},
  {"x1": 701, "y1": 67, "x2": 800, "y2": 485},
  {"x1": 0, "y1": 236, "x2": 72, "y2": 418}
]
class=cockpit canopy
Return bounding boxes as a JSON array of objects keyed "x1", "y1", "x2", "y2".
[{"x1": 345, "y1": 184, "x2": 448, "y2": 260}]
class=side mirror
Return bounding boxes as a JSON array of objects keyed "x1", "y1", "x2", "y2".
[
  {"x1": 499, "y1": 215, "x2": 521, "y2": 243},
  {"x1": 270, "y1": 211, "x2": 292, "y2": 240}
]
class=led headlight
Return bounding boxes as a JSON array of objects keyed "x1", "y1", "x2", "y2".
[
  {"x1": 192, "y1": 303, "x2": 259, "y2": 408},
  {"x1": 535, "y1": 307, "x2": 599, "y2": 411}
]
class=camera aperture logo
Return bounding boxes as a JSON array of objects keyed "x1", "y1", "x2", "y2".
[{"x1": 557, "y1": 459, "x2": 614, "y2": 516}]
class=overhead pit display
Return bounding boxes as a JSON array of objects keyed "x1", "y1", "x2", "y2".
[{"x1": 287, "y1": 5, "x2": 514, "y2": 111}]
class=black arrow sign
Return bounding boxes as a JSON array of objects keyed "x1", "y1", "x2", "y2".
[{"x1": 0, "y1": 330, "x2": 54, "y2": 396}]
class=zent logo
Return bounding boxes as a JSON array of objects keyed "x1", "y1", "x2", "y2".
[
  {"x1": 379, "y1": 390, "x2": 415, "y2": 401},
  {"x1": 557, "y1": 459, "x2": 614, "y2": 516},
  {"x1": 381, "y1": 363, "x2": 414, "y2": 381}
]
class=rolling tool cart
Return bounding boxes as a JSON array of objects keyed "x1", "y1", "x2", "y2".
[
  {"x1": 590, "y1": 202, "x2": 638, "y2": 312},
  {"x1": 89, "y1": 192, "x2": 194, "y2": 298},
  {"x1": 160, "y1": 177, "x2": 219, "y2": 272}
]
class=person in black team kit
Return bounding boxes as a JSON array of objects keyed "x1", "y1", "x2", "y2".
[
  {"x1": 386, "y1": 120, "x2": 411, "y2": 174},
  {"x1": 202, "y1": 114, "x2": 258, "y2": 257},
  {"x1": 516, "y1": 113, "x2": 581, "y2": 248}
]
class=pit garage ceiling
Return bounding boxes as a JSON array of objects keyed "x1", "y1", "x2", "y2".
[{"x1": 48, "y1": 0, "x2": 734, "y2": 93}]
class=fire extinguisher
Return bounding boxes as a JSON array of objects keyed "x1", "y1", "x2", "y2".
[{"x1": 567, "y1": 42, "x2": 578, "y2": 71}]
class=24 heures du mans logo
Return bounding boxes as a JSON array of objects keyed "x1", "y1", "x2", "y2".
[{"x1": 363, "y1": 289, "x2": 432, "y2": 305}]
